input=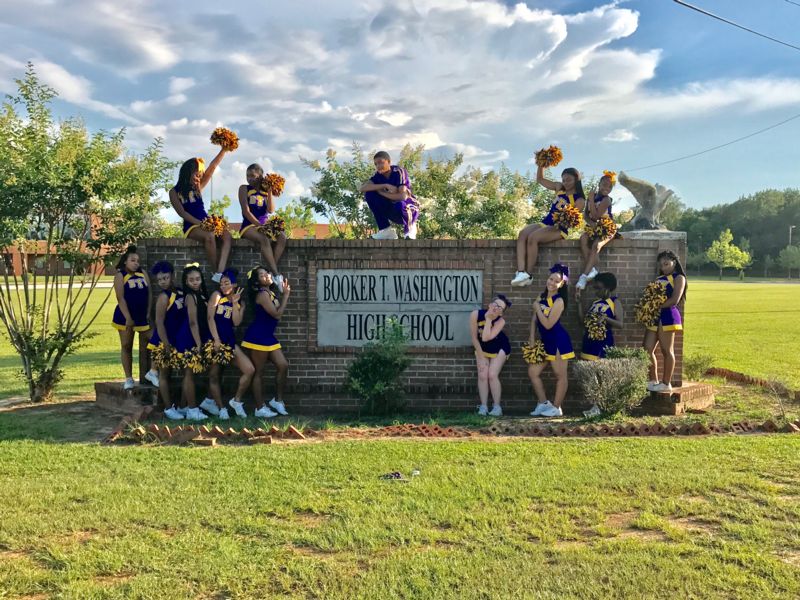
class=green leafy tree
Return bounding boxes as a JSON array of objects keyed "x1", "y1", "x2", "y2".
[
  {"x1": 777, "y1": 245, "x2": 800, "y2": 278},
  {"x1": 705, "y1": 229, "x2": 751, "y2": 280},
  {"x1": 301, "y1": 143, "x2": 552, "y2": 239},
  {"x1": 686, "y1": 250, "x2": 707, "y2": 276},
  {"x1": 0, "y1": 64, "x2": 173, "y2": 402},
  {"x1": 209, "y1": 193, "x2": 232, "y2": 217},
  {"x1": 275, "y1": 199, "x2": 316, "y2": 238},
  {"x1": 763, "y1": 254, "x2": 774, "y2": 277}
]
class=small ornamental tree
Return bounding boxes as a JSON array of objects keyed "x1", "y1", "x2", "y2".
[
  {"x1": 705, "y1": 229, "x2": 751, "y2": 280},
  {"x1": 0, "y1": 64, "x2": 173, "y2": 402}
]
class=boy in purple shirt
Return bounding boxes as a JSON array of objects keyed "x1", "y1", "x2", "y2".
[{"x1": 359, "y1": 151, "x2": 420, "y2": 239}]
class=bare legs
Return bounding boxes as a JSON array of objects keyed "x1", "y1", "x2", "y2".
[
  {"x1": 579, "y1": 234, "x2": 612, "y2": 276},
  {"x1": 643, "y1": 329, "x2": 677, "y2": 385},
  {"x1": 516, "y1": 225, "x2": 563, "y2": 274},
  {"x1": 527, "y1": 356, "x2": 569, "y2": 407},
  {"x1": 187, "y1": 228, "x2": 233, "y2": 273},
  {"x1": 251, "y1": 349, "x2": 289, "y2": 408},
  {"x1": 118, "y1": 329, "x2": 134, "y2": 380},
  {"x1": 209, "y1": 346, "x2": 255, "y2": 405},
  {"x1": 242, "y1": 229, "x2": 286, "y2": 274}
]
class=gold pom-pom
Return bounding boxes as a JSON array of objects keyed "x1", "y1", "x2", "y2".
[
  {"x1": 200, "y1": 215, "x2": 228, "y2": 238},
  {"x1": 584, "y1": 312, "x2": 607, "y2": 341},
  {"x1": 150, "y1": 343, "x2": 177, "y2": 370},
  {"x1": 634, "y1": 282, "x2": 668, "y2": 326},
  {"x1": 552, "y1": 203, "x2": 584, "y2": 230},
  {"x1": 522, "y1": 341, "x2": 547, "y2": 365},
  {"x1": 179, "y1": 348, "x2": 206, "y2": 374},
  {"x1": 534, "y1": 145, "x2": 564, "y2": 168},
  {"x1": 257, "y1": 214, "x2": 286, "y2": 241},
  {"x1": 602, "y1": 170, "x2": 617, "y2": 185},
  {"x1": 210, "y1": 127, "x2": 239, "y2": 151},
  {"x1": 260, "y1": 173, "x2": 286, "y2": 197},
  {"x1": 590, "y1": 215, "x2": 617, "y2": 241},
  {"x1": 202, "y1": 340, "x2": 234, "y2": 366}
]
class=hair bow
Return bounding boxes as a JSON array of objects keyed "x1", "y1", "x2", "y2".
[{"x1": 549, "y1": 263, "x2": 570, "y2": 281}]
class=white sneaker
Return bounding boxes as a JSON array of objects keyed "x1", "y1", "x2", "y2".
[
  {"x1": 218, "y1": 407, "x2": 230, "y2": 421},
  {"x1": 255, "y1": 404, "x2": 278, "y2": 418},
  {"x1": 405, "y1": 222, "x2": 418, "y2": 240},
  {"x1": 576, "y1": 274, "x2": 588, "y2": 290},
  {"x1": 488, "y1": 405, "x2": 503, "y2": 417},
  {"x1": 586, "y1": 267, "x2": 599, "y2": 280},
  {"x1": 211, "y1": 272, "x2": 222, "y2": 283},
  {"x1": 269, "y1": 398, "x2": 289, "y2": 416},
  {"x1": 177, "y1": 406, "x2": 189, "y2": 416},
  {"x1": 199, "y1": 398, "x2": 220, "y2": 416},
  {"x1": 123, "y1": 378, "x2": 135, "y2": 390},
  {"x1": 652, "y1": 382, "x2": 673, "y2": 393},
  {"x1": 646, "y1": 380, "x2": 659, "y2": 392},
  {"x1": 583, "y1": 404, "x2": 602, "y2": 418},
  {"x1": 530, "y1": 401, "x2": 549, "y2": 416},
  {"x1": 228, "y1": 398, "x2": 247, "y2": 418},
  {"x1": 164, "y1": 405, "x2": 184, "y2": 420},
  {"x1": 511, "y1": 271, "x2": 532, "y2": 287},
  {"x1": 186, "y1": 407, "x2": 208, "y2": 421},
  {"x1": 144, "y1": 370, "x2": 159, "y2": 387},
  {"x1": 273, "y1": 274, "x2": 284, "y2": 293},
  {"x1": 540, "y1": 403, "x2": 563, "y2": 418},
  {"x1": 372, "y1": 227, "x2": 398, "y2": 240},
  {"x1": 477, "y1": 405, "x2": 488, "y2": 416}
]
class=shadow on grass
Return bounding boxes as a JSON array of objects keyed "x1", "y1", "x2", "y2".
[{"x1": 0, "y1": 401, "x2": 122, "y2": 443}]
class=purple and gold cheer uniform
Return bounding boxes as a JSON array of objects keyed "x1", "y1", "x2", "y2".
[
  {"x1": 580, "y1": 296, "x2": 617, "y2": 360},
  {"x1": 536, "y1": 293, "x2": 575, "y2": 360},
  {"x1": 476, "y1": 309, "x2": 511, "y2": 358},
  {"x1": 241, "y1": 288, "x2": 282, "y2": 352},
  {"x1": 647, "y1": 273, "x2": 683, "y2": 332},
  {"x1": 112, "y1": 270, "x2": 150, "y2": 332}
]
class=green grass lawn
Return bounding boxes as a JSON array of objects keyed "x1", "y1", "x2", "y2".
[
  {"x1": 0, "y1": 436, "x2": 797, "y2": 599},
  {"x1": 683, "y1": 281, "x2": 800, "y2": 388}
]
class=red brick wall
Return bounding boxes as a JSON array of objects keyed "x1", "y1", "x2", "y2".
[{"x1": 137, "y1": 237, "x2": 686, "y2": 413}]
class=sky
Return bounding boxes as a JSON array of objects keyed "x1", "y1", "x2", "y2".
[{"x1": 1, "y1": 0, "x2": 799, "y2": 221}]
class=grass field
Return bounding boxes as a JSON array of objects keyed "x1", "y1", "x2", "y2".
[
  {"x1": 0, "y1": 437, "x2": 798, "y2": 598},
  {"x1": 0, "y1": 283, "x2": 799, "y2": 598}
]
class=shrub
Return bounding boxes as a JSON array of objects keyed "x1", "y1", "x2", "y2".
[
  {"x1": 684, "y1": 354, "x2": 714, "y2": 381},
  {"x1": 604, "y1": 346, "x2": 649, "y2": 361},
  {"x1": 345, "y1": 319, "x2": 412, "y2": 415},
  {"x1": 572, "y1": 356, "x2": 649, "y2": 415}
]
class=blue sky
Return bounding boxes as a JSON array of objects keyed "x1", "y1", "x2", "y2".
[{"x1": 1, "y1": 0, "x2": 799, "y2": 220}]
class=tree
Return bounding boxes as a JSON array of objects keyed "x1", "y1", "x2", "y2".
[
  {"x1": 0, "y1": 64, "x2": 173, "y2": 402},
  {"x1": 763, "y1": 254, "x2": 774, "y2": 278},
  {"x1": 300, "y1": 143, "x2": 552, "y2": 239},
  {"x1": 209, "y1": 193, "x2": 232, "y2": 217},
  {"x1": 275, "y1": 199, "x2": 316, "y2": 238},
  {"x1": 777, "y1": 246, "x2": 800, "y2": 279},
  {"x1": 705, "y1": 229, "x2": 751, "y2": 280},
  {"x1": 686, "y1": 250, "x2": 707, "y2": 276}
]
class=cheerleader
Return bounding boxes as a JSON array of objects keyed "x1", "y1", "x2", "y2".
[
  {"x1": 577, "y1": 272, "x2": 624, "y2": 417},
  {"x1": 528, "y1": 264, "x2": 574, "y2": 418},
  {"x1": 169, "y1": 263, "x2": 213, "y2": 422},
  {"x1": 145, "y1": 261, "x2": 187, "y2": 420},
  {"x1": 112, "y1": 245, "x2": 152, "y2": 390},
  {"x1": 239, "y1": 164, "x2": 286, "y2": 289},
  {"x1": 511, "y1": 165, "x2": 586, "y2": 287},
  {"x1": 469, "y1": 295, "x2": 512, "y2": 416},
  {"x1": 207, "y1": 270, "x2": 255, "y2": 417},
  {"x1": 577, "y1": 173, "x2": 615, "y2": 290},
  {"x1": 169, "y1": 149, "x2": 231, "y2": 283},
  {"x1": 242, "y1": 267, "x2": 291, "y2": 418},
  {"x1": 643, "y1": 251, "x2": 687, "y2": 393}
]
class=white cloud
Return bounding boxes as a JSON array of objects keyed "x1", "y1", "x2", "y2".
[{"x1": 603, "y1": 129, "x2": 638, "y2": 142}]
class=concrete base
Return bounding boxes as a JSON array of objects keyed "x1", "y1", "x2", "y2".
[
  {"x1": 638, "y1": 382, "x2": 715, "y2": 416},
  {"x1": 619, "y1": 230, "x2": 687, "y2": 242},
  {"x1": 95, "y1": 382, "x2": 157, "y2": 413}
]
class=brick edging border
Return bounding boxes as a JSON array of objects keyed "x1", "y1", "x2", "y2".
[{"x1": 705, "y1": 368, "x2": 797, "y2": 399}]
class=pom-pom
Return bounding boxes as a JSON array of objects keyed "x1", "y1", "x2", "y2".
[
  {"x1": 602, "y1": 170, "x2": 617, "y2": 185},
  {"x1": 260, "y1": 173, "x2": 286, "y2": 197},
  {"x1": 257, "y1": 214, "x2": 286, "y2": 241},
  {"x1": 634, "y1": 281, "x2": 668, "y2": 326},
  {"x1": 179, "y1": 348, "x2": 206, "y2": 374},
  {"x1": 534, "y1": 145, "x2": 564, "y2": 168},
  {"x1": 552, "y1": 203, "x2": 584, "y2": 230},
  {"x1": 200, "y1": 215, "x2": 228, "y2": 238},
  {"x1": 522, "y1": 341, "x2": 547, "y2": 365},
  {"x1": 210, "y1": 127, "x2": 239, "y2": 151},
  {"x1": 584, "y1": 312, "x2": 607, "y2": 341},
  {"x1": 590, "y1": 215, "x2": 617, "y2": 241},
  {"x1": 202, "y1": 340, "x2": 234, "y2": 366},
  {"x1": 150, "y1": 343, "x2": 177, "y2": 370}
]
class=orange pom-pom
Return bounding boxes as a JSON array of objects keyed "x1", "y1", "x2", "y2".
[
  {"x1": 210, "y1": 127, "x2": 239, "y2": 151},
  {"x1": 552, "y1": 203, "x2": 584, "y2": 230},
  {"x1": 534, "y1": 145, "x2": 564, "y2": 168},
  {"x1": 590, "y1": 215, "x2": 617, "y2": 241},
  {"x1": 200, "y1": 215, "x2": 228, "y2": 238},
  {"x1": 257, "y1": 214, "x2": 286, "y2": 241},
  {"x1": 602, "y1": 170, "x2": 617, "y2": 185},
  {"x1": 260, "y1": 173, "x2": 286, "y2": 197}
]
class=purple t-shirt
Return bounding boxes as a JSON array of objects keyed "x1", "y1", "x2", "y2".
[{"x1": 369, "y1": 166, "x2": 417, "y2": 204}]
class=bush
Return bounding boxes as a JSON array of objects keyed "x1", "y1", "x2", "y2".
[
  {"x1": 684, "y1": 354, "x2": 714, "y2": 381},
  {"x1": 572, "y1": 356, "x2": 649, "y2": 415},
  {"x1": 604, "y1": 346, "x2": 649, "y2": 361},
  {"x1": 345, "y1": 319, "x2": 412, "y2": 415}
]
